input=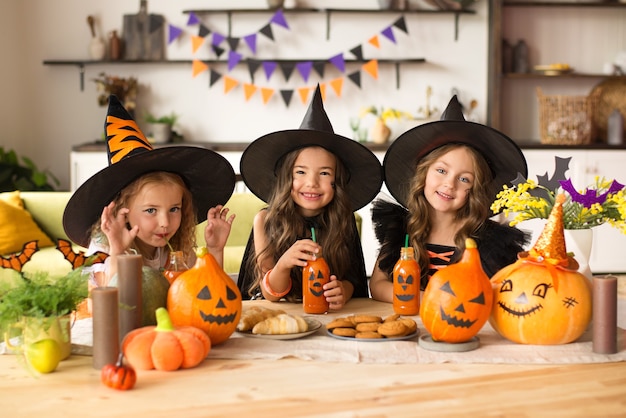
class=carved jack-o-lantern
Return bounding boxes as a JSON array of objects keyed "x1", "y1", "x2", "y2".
[
  {"x1": 420, "y1": 239, "x2": 493, "y2": 343},
  {"x1": 489, "y1": 194, "x2": 592, "y2": 345},
  {"x1": 167, "y1": 247, "x2": 242, "y2": 345}
]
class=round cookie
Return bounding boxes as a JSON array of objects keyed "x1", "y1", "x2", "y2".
[
  {"x1": 353, "y1": 315, "x2": 382, "y2": 324},
  {"x1": 355, "y1": 322, "x2": 380, "y2": 332},
  {"x1": 384, "y1": 313, "x2": 400, "y2": 322},
  {"x1": 326, "y1": 318, "x2": 355, "y2": 330},
  {"x1": 399, "y1": 318, "x2": 418, "y2": 334},
  {"x1": 332, "y1": 327, "x2": 358, "y2": 337},
  {"x1": 377, "y1": 321, "x2": 409, "y2": 337},
  {"x1": 356, "y1": 331, "x2": 382, "y2": 339}
]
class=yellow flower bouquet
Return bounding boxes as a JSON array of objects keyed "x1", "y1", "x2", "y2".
[{"x1": 491, "y1": 170, "x2": 626, "y2": 233}]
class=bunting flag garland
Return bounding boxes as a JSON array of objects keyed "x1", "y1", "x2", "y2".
[
  {"x1": 168, "y1": 24, "x2": 183, "y2": 44},
  {"x1": 186, "y1": 12, "x2": 200, "y2": 26},
  {"x1": 192, "y1": 60, "x2": 208, "y2": 78},
  {"x1": 243, "y1": 83, "x2": 257, "y2": 101},
  {"x1": 187, "y1": 14, "x2": 410, "y2": 106}
]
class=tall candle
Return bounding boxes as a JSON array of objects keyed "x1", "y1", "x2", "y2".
[
  {"x1": 592, "y1": 275, "x2": 617, "y2": 354},
  {"x1": 92, "y1": 287, "x2": 119, "y2": 369},
  {"x1": 117, "y1": 254, "x2": 143, "y2": 343}
]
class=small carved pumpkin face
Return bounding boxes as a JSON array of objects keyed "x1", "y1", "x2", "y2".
[
  {"x1": 307, "y1": 270, "x2": 325, "y2": 297},
  {"x1": 489, "y1": 262, "x2": 592, "y2": 345},
  {"x1": 395, "y1": 272, "x2": 416, "y2": 302}
]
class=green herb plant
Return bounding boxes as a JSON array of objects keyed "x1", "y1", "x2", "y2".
[{"x1": 0, "y1": 146, "x2": 59, "y2": 192}]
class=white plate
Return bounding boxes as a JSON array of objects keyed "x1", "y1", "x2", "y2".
[
  {"x1": 236, "y1": 317, "x2": 322, "y2": 340},
  {"x1": 326, "y1": 329, "x2": 419, "y2": 342}
]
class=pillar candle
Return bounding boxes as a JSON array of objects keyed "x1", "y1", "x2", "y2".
[
  {"x1": 92, "y1": 287, "x2": 119, "y2": 369},
  {"x1": 592, "y1": 275, "x2": 618, "y2": 354},
  {"x1": 117, "y1": 254, "x2": 143, "y2": 343}
]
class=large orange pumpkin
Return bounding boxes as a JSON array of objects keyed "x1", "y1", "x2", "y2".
[
  {"x1": 419, "y1": 238, "x2": 493, "y2": 343},
  {"x1": 167, "y1": 247, "x2": 242, "y2": 345},
  {"x1": 490, "y1": 195, "x2": 592, "y2": 345}
]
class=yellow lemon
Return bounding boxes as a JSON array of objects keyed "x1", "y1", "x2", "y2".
[{"x1": 25, "y1": 339, "x2": 62, "y2": 374}]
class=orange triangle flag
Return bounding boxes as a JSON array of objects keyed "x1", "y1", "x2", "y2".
[
  {"x1": 243, "y1": 83, "x2": 257, "y2": 101},
  {"x1": 362, "y1": 60, "x2": 379, "y2": 80},
  {"x1": 298, "y1": 87, "x2": 312, "y2": 104},
  {"x1": 329, "y1": 78, "x2": 343, "y2": 98},
  {"x1": 192, "y1": 60, "x2": 208, "y2": 78},
  {"x1": 319, "y1": 83, "x2": 327, "y2": 101},
  {"x1": 223, "y1": 76, "x2": 239, "y2": 94},
  {"x1": 368, "y1": 35, "x2": 380, "y2": 49},
  {"x1": 261, "y1": 87, "x2": 274, "y2": 104},
  {"x1": 191, "y1": 36, "x2": 205, "y2": 54}
]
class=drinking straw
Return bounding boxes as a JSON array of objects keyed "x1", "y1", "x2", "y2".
[
  {"x1": 311, "y1": 227, "x2": 316, "y2": 243},
  {"x1": 405, "y1": 234, "x2": 409, "y2": 247}
]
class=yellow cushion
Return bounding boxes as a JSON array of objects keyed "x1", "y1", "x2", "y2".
[
  {"x1": 0, "y1": 190, "x2": 24, "y2": 208},
  {"x1": 0, "y1": 195, "x2": 55, "y2": 255}
]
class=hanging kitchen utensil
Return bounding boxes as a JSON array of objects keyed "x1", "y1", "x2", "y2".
[{"x1": 122, "y1": 0, "x2": 165, "y2": 61}]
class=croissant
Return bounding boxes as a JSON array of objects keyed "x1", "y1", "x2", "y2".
[
  {"x1": 252, "y1": 313, "x2": 309, "y2": 335},
  {"x1": 237, "y1": 306, "x2": 285, "y2": 331}
]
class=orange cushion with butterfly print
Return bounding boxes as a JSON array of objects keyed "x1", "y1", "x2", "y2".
[{"x1": 0, "y1": 197, "x2": 55, "y2": 255}]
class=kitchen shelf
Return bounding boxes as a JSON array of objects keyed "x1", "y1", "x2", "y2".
[
  {"x1": 182, "y1": 8, "x2": 477, "y2": 41},
  {"x1": 503, "y1": 1, "x2": 626, "y2": 8},
  {"x1": 43, "y1": 58, "x2": 426, "y2": 91}
]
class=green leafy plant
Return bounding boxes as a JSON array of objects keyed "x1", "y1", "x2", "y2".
[
  {"x1": 145, "y1": 112, "x2": 178, "y2": 126},
  {"x1": 0, "y1": 267, "x2": 89, "y2": 336},
  {"x1": 0, "y1": 147, "x2": 59, "y2": 192}
]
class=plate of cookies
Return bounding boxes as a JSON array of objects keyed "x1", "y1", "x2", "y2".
[
  {"x1": 325, "y1": 314, "x2": 419, "y2": 342},
  {"x1": 236, "y1": 306, "x2": 322, "y2": 340}
]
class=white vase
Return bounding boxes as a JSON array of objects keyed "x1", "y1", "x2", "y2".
[{"x1": 564, "y1": 228, "x2": 593, "y2": 281}]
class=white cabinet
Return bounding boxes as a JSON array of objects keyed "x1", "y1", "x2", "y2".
[
  {"x1": 520, "y1": 149, "x2": 626, "y2": 274},
  {"x1": 70, "y1": 151, "x2": 108, "y2": 191}
]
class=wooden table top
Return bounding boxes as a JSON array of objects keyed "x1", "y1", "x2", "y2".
[{"x1": 2, "y1": 293, "x2": 625, "y2": 417}]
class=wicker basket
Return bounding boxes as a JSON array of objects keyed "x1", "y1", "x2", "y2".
[{"x1": 537, "y1": 88, "x2": 596, "y2": 145}]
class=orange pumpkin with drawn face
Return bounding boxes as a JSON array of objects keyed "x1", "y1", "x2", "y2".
[
  {"x1": 420, "y1": 239, "x2": 493, "y2": 343},
  {"x1": 167, "y1": 247, "x2": 242, "y2": 345}
]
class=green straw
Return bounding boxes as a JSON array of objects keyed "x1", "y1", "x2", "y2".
[
  {"x1": 311, "y1": 227, "x2": 316, "y2": 243},
  {"x1": 405, "y1": 234, "x2": 409, "y2": 248}
]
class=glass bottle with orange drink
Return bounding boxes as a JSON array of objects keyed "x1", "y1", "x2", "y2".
[
  {"x1": 163, "y1": 251, "x2": 189, "y2": 284},
  {"x1": 392, "y1": 235, "x2": 420, "y2": 315},
  {"x1": 303, "y1": 228, "x2": 330, "y2": 314}
]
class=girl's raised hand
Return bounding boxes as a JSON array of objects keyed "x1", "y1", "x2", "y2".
[
  {"x1": 100, "y1": 201, "x2": 138, "y2": 255},
  {"x1": 277, "y1": 239, "x2": 320, "y2": 270},
  {"x1": 204, "y1": 205, "x2": 235, "y2": 251}
]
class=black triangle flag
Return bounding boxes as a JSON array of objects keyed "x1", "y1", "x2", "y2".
[
  {"x1": 279, "y1": 62, "x2": 296, "y2": 81},
  {"x1": 227, "y1": 37, "x2": 240, "y2": 51},
  {"x1": 312, "y1": 61, "x2": 325, "y2": 78},
  {"x1": 347, "y1": 71, "x2": 362, "y2": 88},
  {"x1": 393, "y1": 17, "x2": 408, "y2": 34},
  {"x1": 259, "y1": 24, "x2": 274, "y2": 41},
  {"x1": 209, "y1": 69, "x2": 222, "y2": 87},
  {"x1": 280, "y1": 89, "x2": 294, "y2": 107},
  {"x1": 212, "y1": 45, "x2": 225, "y2": 58},
  {"x1": 349, "y1": 45, "x2": 363, "y2": 61},
  {"x1": 247, "y1": 59, "x2": 262, "y2": 82},
  {"x1": 199, "y1": 24, "x2": 211, "y2": 38}
]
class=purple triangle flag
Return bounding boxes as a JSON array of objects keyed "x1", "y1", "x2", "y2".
[
  {"x1": 295, "y1": 61, "x2": 313, "y2": 82},
  {"x1": 328, "y1": 53, "x2": 346, "y2": 73},
  {"x1": 168, "y1": 24, "x2": 183, "y2": 44},
  {"x1": 270, "y1": 10, "x2": 289, "y2": 29},
  {"x1": 243, "y1": 34, "x2": 257, "y2": 55},
  {"x1": 187, "y1": 12, "x2": 200, "y2": 26},
  {"x1": 228, "y1": 51, "x2": 242, "y2": 71},
  {"x1": 212, "y1": 32, "x2": 226, "y2": 46},
  {"x1": 381, "y1": 26, "x2": 396, "y2": 44},
  {"x1": 263, "y1": 61, "x2": 277, "y2": 80}
]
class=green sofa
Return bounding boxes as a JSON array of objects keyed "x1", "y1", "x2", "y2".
[{"x1": 0, "y1": 191, "x2": 267, "y2": 284}]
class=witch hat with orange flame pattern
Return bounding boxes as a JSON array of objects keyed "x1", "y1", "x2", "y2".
[
  {"x1": 520, "y1": 193, "x2": 578, "y2": 270},
  {"x1": 63, "y1": 95, "x2": 235, "y2": 247}
]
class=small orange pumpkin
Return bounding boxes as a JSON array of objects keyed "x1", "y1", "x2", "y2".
[
  {"x1": 101, "y1": 353, "x2": 136, "y2": 390},
  {"x1": 490, "y1": 194, "x2": 592, "y2": 345},
  {"x1": 121, "y1": 307, "x2": 211, "y2": 371},
  {"x1": 167, "y1": 247, "x2": 242, "y2": 345},
  {"x1": 419, "y1": 238, "x2": 493, "y2": 343}
]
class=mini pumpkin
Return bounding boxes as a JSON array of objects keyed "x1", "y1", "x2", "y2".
[
  {"x1": 420, "y1": 238, "x2": 493, "y2": 343},
  {"x1": 490, "y1": 194, "x2": 592, "y2": 345},
  {"x1": 122, "y1": 307, "x2": 211, "y2": 371},
  {"x1": 167, "y1": 247, "x2": 242, "y2": 345},
  {"x1": 101, "y1": 353, "x2": 136, "y2": 390}
]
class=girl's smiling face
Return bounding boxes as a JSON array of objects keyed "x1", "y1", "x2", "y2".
[
  {"x1": 424, "y1": 146, "x2": 475, "y2": 216},
  {"x1": 126, "y1": 182, "x2": 183, "y2": 253},
  {"x1": 291, "y1": 146, "x2": 336, "y2": 217}
]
